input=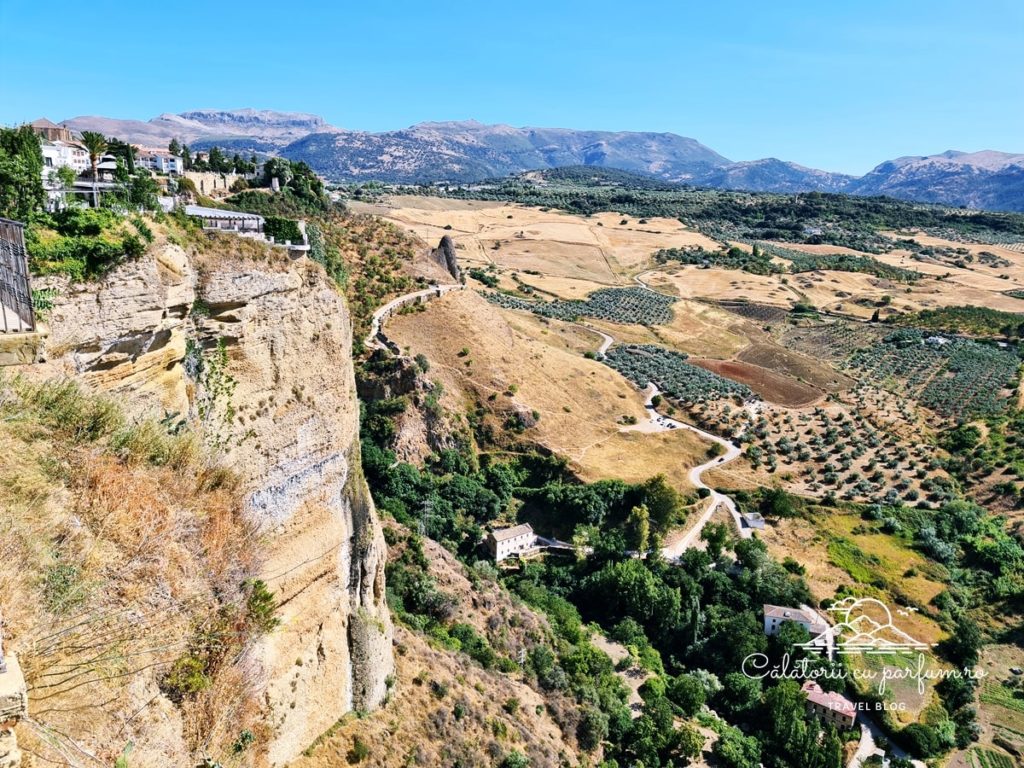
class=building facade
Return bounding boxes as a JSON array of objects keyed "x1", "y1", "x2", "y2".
[
  {"x1": 41, "y1": 140, "x2": 90, "y2": 178},
  {"x1": 29, "y1": 118, "x2": 75, "y2": 143},
  {"x1": 801, "y1": 681, "x2": 857, "y2": 729},
  {"x1": 486, "y1": 524, "x2": 536, "y2": 562},
  {"x1": 763, "y1": 604, "x2": 828, "y2": 637},
  {"x1": 135, "y1": 147, "x2": 185, "y2": 175}
]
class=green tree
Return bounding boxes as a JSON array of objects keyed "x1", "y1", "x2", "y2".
[
  {"x1": 712, "y1": 726, "x2": 761, "y2": 768},
  {"x1": 627, "y1": 504, "x2": 651, "y2": 552},
  {"x1": 718, "y1": 672, "x2": 762, "y2": 718},
  {"x1": 667, "y1": 723, "x2": 705, "y2": 763},
  {"x1": 0, "y1": 125, "x2": 45, "y2": 219},
  {"x1": 667, "y1": 673, "x2": 706, "y2": 717},
  {"x1": 80, "y1": 131, "x2": 107, "y2": 182},
  {"x1": 701, "y1": 521, "x2": 730, "y2": 559},
  {"x1": 577, "y1": 706, "x2": 609, "y2": 751},
  {"x1": 79, "y1": 130, "x2": 107, "y2": 206},
  {"x1": 641, "y1": 474, "x2": 683, "y2": 531},
  {"x1": 56, "y1": 165, "x2": 77, "y2": 188},
  {"x1": 168, "y1": 137, "x2": 181, "y2": 156},
  {"x1": 105, "y1": 137, "x2": 136, "y2": 173}
]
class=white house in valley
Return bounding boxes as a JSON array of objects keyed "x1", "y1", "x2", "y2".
[
  {"x1": 486, "y1": 524, "x2": 537, "y2": 562},
  {"x1": 763, "y1": 604, "x2": 828, "y2": 637}
]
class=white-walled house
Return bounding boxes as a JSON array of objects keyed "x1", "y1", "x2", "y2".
[
  {"x1": 486, "y1": 524, "x2": 536, "y2": 562},
  {"x1": 135, "y1": 147, "x2": 185, "y2": 175},
  {"x1": 41, "y1": 140, "x2": 90, "y2": 178},
  {"x1": 763, "y1": 604, "x2": 828, "y2": 637}
]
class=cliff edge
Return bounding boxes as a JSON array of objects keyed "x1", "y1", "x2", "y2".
[{"x1": 36, "y1": 235, "x2": 393, "y2": 764}]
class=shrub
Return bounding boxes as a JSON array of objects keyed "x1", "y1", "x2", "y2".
[
  {"x1": 263, "y1": 215, "x2": 303, "y2": 244},
  {"x1": 500, "y1": 751, "x2": 529, "y2": 768},
  {"x1": 244, "y1": 579, "x2": 280, "y2": 633},
  {"x1": 163, "y1": 654, "x2": 211, "y2": 701},
  {"x1": 347, "y1": 736, "x2": 371, "y2": 763}
]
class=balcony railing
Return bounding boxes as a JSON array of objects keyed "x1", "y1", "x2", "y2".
[{"x1": 0, "y1": 218, "x2": 35, "y2": 334}]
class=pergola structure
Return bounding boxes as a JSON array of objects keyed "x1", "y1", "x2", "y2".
[{"x1": 184, "y1": 205, "x2": 265, "y2": 234}]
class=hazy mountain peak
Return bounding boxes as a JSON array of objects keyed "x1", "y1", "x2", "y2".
[{"x1": 56, "y1": 108, "x2": 1024, "y2": 211}]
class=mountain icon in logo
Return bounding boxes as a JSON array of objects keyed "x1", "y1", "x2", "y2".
[{"x1": 797, "y1": 597, "x2": 930, "y2": 655}]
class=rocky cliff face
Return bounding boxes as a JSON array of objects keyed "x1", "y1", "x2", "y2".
[
  {"x1": 357, "y1": 352, "x2": 463, "y2": 464},
  {"x1": 39, "y1": 242, "x2": 195, "y2": 414},
  {"x1": 39, "y1": 240, "x2": 393, "y2": 764},
  {"x1": 430, "y1": 235, "x2": 462, "y2": 282}
]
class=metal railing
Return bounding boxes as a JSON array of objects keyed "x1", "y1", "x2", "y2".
[
  {"x1": 0, "y1": 218, "x2": 35, "y2": 334},
  {"x1": 0, "y1": 606, "x2": 6, "y2": 674}
]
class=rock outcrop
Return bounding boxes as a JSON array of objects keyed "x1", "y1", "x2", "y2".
[
  {"x1": 357, "y1": 351, "x2": 463, "y2": 464},
  {"x1": 38, "y1": 243, "x2": 195, "y2": 414},
  {"x1": 38, "y1": 240, "x2": 393, "y2": 764},
  {"x1": 430, "y1": 235, "x2": 461, "y2": 282},
  {"x1": 195, "y1": 253, "x2": 392, "y2": 764}
]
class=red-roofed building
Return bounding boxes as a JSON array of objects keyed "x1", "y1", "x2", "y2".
[{"x1": 801, "y1": 681, "x2": 856, "y2": 729}]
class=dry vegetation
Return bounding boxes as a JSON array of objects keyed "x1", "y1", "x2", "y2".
[
  {"x1": 0, "y1": 374, "x2": 267, "y2": 766},
  {"x1": 385, "y1": 289, "x2": 707, "y2": 490}
]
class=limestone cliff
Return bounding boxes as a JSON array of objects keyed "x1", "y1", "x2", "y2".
[
  {"x1": 194, "y1": 251, "x2": 392, "y2": 764},
  {"x1": 39, "y1": 242, "x2": 195, "y2": 414},
  {"x1": 38, "y1": 238, "x2": 393, "y2": 764},
  {"x1": 430, "y1": 235, "x2": 461, "y2": 282}
]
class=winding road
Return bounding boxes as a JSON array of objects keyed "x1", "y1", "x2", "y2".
[
  {"x1": 580, "y1": 322, "x2": 753, "y2": 557},
  {"x1": 366, "y1": 283, "x2": 463, "y2": 351},
  {"x1": 369, "y1": 280, "x2": 754, "y2": 556},
  {"x1": 374, "y1": 282, "x2": 922, "y2": 768}
]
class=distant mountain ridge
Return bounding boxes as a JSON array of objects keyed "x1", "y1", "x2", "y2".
[{"x1": 59, "y1": 110, "x2": 1024, "y2": 211}]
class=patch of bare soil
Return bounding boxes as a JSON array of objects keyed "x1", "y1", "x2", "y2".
[{"x1": 690, "y1": 358, "x2": 824, "y2": 406}]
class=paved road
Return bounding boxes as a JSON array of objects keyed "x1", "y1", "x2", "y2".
[{"x1": 366, "y1": 283, "x2": 463, "y2": 351}]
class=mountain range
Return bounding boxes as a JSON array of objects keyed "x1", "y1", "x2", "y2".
[{"x1": 62, "y1": 110, "x2": 1024, "y2": 211}]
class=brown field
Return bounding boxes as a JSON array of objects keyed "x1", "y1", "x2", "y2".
[
  {"x1": 362, "y1": 195, "x2": 718, "y2": 283},
  {"x1": 585, "y1": 307, "x2": 752, "y2": 359},
  {"x1": 385, "y1": 290, "x2": 705, "y2": 492},
  {"x1": 736, "y1": 343, "x2": 855, "y2": 392},
  {"x1": 648, "y1": 266, "x2": 797, "y2": 305},
  {"x1": 480, "y1": 237, "x2": 618, "y2": 282},
  {"x1": 573, "y1": 427, "x2": 707, "y2": 491},
  {"x1": 649, "y1": 249, "x2": 1024, "y2": 320},
  {"x1": 690, "y1": 358, "x2": 824, "y2": 406}
]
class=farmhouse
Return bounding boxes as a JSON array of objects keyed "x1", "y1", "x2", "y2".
[
  {"x1": 486, "y1": 524, "x2": 536, "y2": 562},
  {"x1": 763, "y1": 604, "x2": 828, "y2": 637},
  {"x1": 801, "y1": 681, "x2": 856, "y2": 728}
]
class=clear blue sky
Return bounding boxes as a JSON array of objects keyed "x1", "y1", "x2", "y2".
[{"x1": 2, "y1": 0, "x2": 1021, "y2": 174}]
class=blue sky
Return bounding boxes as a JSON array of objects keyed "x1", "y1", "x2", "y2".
[{"x1": 2, "y1": 0, "x2": 1021, "y2": 174}]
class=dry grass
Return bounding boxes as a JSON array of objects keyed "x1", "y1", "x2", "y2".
[
  {"x1": 385, "y1": 290, "x2": 712, "y2": 488},
  {"x1": 365, "y1": 195, "x2": 717, "y2": 284},
  {"x1": 0, "y1": 374, "x2": 266, "y2": 766}
]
